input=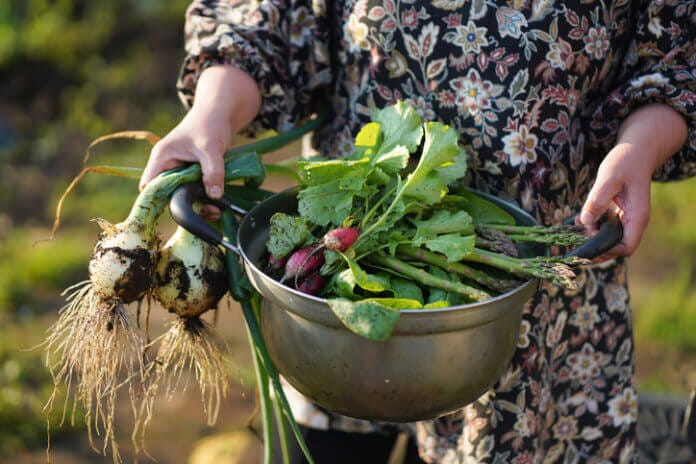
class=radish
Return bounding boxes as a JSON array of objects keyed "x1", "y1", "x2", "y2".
[
  {"x1": 322, "y1": 227, "x2": 359, "y2": 252},
  {"x1": 266, "y1": 253, "x2": 288, "y2": 273},
  {"x1": 281, "y1": 244, "x2": 325, "y2": 283},
  {"x1": 274, "y1": 228, "x2": 359, "y2": 287},
  {"x1": 297, "y1": 272, "x2": 327, "y2": 296}
]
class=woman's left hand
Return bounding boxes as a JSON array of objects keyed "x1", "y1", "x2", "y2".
[{"x1": 580, "y1": 103, "x2": 688, "y2": 261}]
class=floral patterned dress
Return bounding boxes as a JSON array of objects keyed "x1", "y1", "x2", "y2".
[{"x1": 176, "y1": 0, "x2": 696, "y2": 462}]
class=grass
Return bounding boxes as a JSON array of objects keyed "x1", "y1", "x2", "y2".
[
  {"x1": 633, "y1": 260, "x2": 696, "y2": 352},
  {"x1": 0, "y1": 317, "x2": 83, "y2": 457},
  {"x1": 0, "y1": 227, "x2": 92, "y2": 316},
  {"x1": 629, "y1": 179, "x2": 696, "y2": 394}
]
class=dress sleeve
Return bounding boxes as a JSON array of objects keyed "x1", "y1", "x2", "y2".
[
  {"x1": 589, "y1": 0, "x2": 696, "y2": 181},
  {"x1": 176, "y1": 0, "x2": 333, "y2": 136}
]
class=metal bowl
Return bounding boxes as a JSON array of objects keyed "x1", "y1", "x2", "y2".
[{"x1": 237, "y1": 189, "x2": 542, "y2": 422}]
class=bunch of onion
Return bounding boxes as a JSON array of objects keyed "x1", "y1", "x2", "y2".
[
  {"x1": 43, "y1": 152, "x2": 264, "y2": 461},
  {"x1": 133, "y1": 221, "x2": 229, "y2": 452}
]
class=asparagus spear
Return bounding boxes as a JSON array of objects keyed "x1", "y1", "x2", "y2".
[{"x1": 395, "y1": 245, "x2": 521, "y2": 294}]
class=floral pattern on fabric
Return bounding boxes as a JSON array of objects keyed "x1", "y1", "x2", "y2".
[{"x1": 176, "y1": 0, "x2": 696, "y2": 462}]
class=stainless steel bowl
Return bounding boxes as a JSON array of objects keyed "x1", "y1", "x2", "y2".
[
  {"x1": 172, "y1": 182, "x2": 620, "y2": 422},
  {"x1": 237, "y1": 189, "x2": 542, "y2": 422}
]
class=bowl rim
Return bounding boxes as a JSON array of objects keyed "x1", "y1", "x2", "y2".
[{"x1": 237, "y1": 187, "x2": 545, "y2": 333}]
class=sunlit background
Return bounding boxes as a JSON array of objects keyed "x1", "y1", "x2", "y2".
[{"x1": 1, "y1": 1, "x2": 694, "y2": 463}]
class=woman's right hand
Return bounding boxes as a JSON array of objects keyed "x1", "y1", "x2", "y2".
[{"x1": 139, "y1": 65, "x2": 262, "y2": 213}]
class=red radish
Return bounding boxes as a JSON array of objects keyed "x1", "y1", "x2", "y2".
[
  {"x1": 322, "y1": 227, "x2": 359, "y2": 252},
  {"x1": 267, "y1": 253, "x2": 287, "y2": 271},
  {"x1": 297, "y1": 272, "x2": 326, "y2": 295},
  {"x1": 281, "y1": 244, "x2": 325, "y2": 283}
]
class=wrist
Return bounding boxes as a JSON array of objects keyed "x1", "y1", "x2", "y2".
[
  {"x1": 192, "y1": 64, "x2": 262, "y2": 133},
  {"x1": 617, "y1": 103, "x2": 688, "y2": 171}
]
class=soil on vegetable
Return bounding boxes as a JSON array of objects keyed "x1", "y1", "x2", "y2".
[
  {"x1": 90, "y1": 245, "x2": 154, "y2": 303},
  {"x1": 158, "y1": 259, "x2": 192, "y2": 304}
]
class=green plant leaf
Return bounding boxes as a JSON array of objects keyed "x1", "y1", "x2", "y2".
[
  {"x1": 426, "y1": 266, "x2": 451, "y2": 305},
  {"x1": 363, "y1": 298, "x2": 423, "y2": 310},
  {"x1": 402, "y1": 122, "x2": 460, "y2": 200},
  {"x1": 456, "y1": 189, "x2": 516, "y2": 225},
  {"x1": 372, "y1": 101, "x2": 423, "y2": 156},
  {"x1": 297, "y1": 158, "x2": 370, "y2": 186},
  {"x1": 297, "y1": 179, "x2": 361, "y2": 226},
  {"x1": 422, "y1": 234, "x2": 476, "y2": 262},
  {"x1": 267, "y1": 213, "x2": 313, "y2": 259},
  {"x1": 389, "y1": 277, "x2": 424, "y2": 304},
  {"x1": 354, "y1": 121, "x2": 382, "y2": 149},
  {"x1": 435, "y1": 148, "x2": 468, "y2": 185},
  {"x1": 376, "y1": 145, "x2": 410, "y2": 175},
  {"x1": 424, "y1": 301, "x2": 450, "y2": 309},
  {"x1": 327, "y1": 298, "x2": 402, "y2": 341},
  {"x1": 333, "y1": 268, "x2": 358, "y2": 298},
  {"x1": 413, "y1": 210, "x2": 474, "y2": 242},
  {"x1": 401, "y1": 173, "x2": 448, "y2": 204},
  {"x1": 341, "y1": 253, "x2": 390, "y2": 293}
]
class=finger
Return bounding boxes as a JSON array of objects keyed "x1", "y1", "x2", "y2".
[
  {"x1": 613, "y1": 180, "x2": 651, "y2": 257},
  {"x1": 590, "y1": 250, "x2": 620, "y2": 264},
  {"x1": 198, "y1": 148, "x2": 225, "y2": 199},
  {"x1": 201, "y1": 204, "x2": 222, "y2": 222},
  {"x1": 140, "y1": 143, "x2": 190, "y2": 191},
  {"x1": 580, "y1": 172, "x2": 623, "y2": 226}
]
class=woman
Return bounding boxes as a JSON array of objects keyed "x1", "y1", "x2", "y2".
[{"x1": 140, "y1": 1, "x2": 695, "y2": 462}]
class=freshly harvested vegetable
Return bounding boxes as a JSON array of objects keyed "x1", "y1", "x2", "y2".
[
  {"x1": 322, "y1": 227, "x2": 360, "y2": 252},
  {"x1": 134, "y1": 223, "x2": 230, "y2": 447},
  {"x1": 266, "y1": 101, "x2": 590, "y2": 341},
  {"x1": 153, "y1": 224, "x2": 228, "y2": 318},
  {"x1": 281, "y1": 244, "x2": 325, "y2": 284},
  {"x1": 45, "y1": 153, "x2": 265, "y2": 460},
  {"x1": 297, "y1": 271, "x2": 327, "y2": 296},
  {"x1": 44, "y1": 171, "x2": 180, "y2": 460}
]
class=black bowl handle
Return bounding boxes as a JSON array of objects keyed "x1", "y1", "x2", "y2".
[
  {"x1": 169, "y1": 182, "x2": 246, "y2": 255},
  {"x1": 564, "y1": 213, "x2": 623, "y2": 260}
]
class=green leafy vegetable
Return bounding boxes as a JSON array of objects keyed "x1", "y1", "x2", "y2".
[
  {"x1": 327, "y1": 298, "x2": 403, "y2": 342},
  {"x1": 267, "y1": 213, "x2": 313, "y2": 259},
  {"x1": 265, "y1": 101, "x2": 589, "y2": 342}
]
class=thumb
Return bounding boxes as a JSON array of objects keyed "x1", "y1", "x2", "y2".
[
  {"x1": 581, "y1": 173, "x2": 623, "y2": 225},
  {"x1": 198, "y1": 149, "x2": 225, "y2": 199}
]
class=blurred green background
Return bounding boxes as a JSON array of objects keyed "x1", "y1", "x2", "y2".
[{"x1": 0, "y1": 0, "x2": 694, "y2": 462}]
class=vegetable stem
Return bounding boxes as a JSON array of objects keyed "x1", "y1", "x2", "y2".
[
  {"x1": 224, "y1": 109, "x2": 328, "y2": 159},
  {"x1": 480, "y1": 224, "x2": 586, "y2": 247},
  {"x1": 466, "y1": 248, "x2": 581, "y2": 289},
  {"x1": 241, "y1": 296, "x2": 315, "y2": 464},
  {"x1": 367, "y1": 254, "x2": 492, "y2": 301},
  {"x1": 272, "y1": 394, "x2": 291, "y2": 464},
  {"x1": 359, "y1": 183, "x2": 397, "y2": 231},
  {"x1": 396, "y1": 245, "x2": 520, "y2": 294},
  {"x1": 246, "y1": 323, "x2": 274, "y2": 464}
]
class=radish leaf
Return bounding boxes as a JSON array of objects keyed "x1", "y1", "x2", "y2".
[
  {"x1": 267, "y1": 213, "x2": 313, "y2": 259},
  {"x1": 421, "y1": 234, "x2": 476, "y2": 262},
  {"x1": 327, "y1": 298, "x2": 402, "y2": 342}
]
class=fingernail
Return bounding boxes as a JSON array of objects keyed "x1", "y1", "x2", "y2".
[
  {"x1": 208, "y1": 185, "x2": 222, "y2": 199},
  {"x1": 579, "y1": 211, "x2": 595, "y2": 225}
]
